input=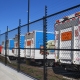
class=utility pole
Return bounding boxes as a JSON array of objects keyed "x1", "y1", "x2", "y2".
[{"x1": 27, "y1": 0, "x2": 30, "y2": 32}]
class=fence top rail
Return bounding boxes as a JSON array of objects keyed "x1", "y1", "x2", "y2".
[
  {"x1": 0, "y1": 32, "x2": 6, "y2": 35},
  {"x1": 7, "y1": 27, "x2": 18, "y2": 33},
  {"x1": 46, "y1": 4, "x2": 80, "y2": 18},
  {"x1": 21, "y1": 17, "x2": 43, "y2": 28},
  {"x1": 0, "y1": 27, "x2": 18, "y2": 35}
]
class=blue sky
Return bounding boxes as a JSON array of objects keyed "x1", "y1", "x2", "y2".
[{"x1": 0, "y1": 0, "x2": 80, "y2": 34}]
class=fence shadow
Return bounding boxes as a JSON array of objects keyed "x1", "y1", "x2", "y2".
[{"x1": 52, "y1": 66, "x2": 80, "y2": 79}]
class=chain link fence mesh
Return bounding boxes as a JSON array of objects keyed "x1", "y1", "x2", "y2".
[{"x1": 0, "y1": 4, "x2": 80, "y2": 80}]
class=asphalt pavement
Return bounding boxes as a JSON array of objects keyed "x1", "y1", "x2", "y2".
[{"x1": 0, "y1": 62, "x2": 34, "y2": 80}]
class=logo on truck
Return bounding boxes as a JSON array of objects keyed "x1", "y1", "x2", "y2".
[{"x1": 40, "y1": 40, "x2": 55, "y2": 55}]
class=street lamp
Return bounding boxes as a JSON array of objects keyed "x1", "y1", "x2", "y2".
[{"x1": 27, "y1": 0, "x2": 30, "y2": 32}]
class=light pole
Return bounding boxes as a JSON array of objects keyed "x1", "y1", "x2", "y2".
[{"x1": 27, "y1": 0, "x2": 30, "y2": 32}]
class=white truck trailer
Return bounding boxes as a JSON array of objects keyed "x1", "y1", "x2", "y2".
[
  {"x1": 1, "y1": 39, "x2": 15, "y2": 59},
  {"x1": 55, "y1": 12, "x2": 80, "y2": 70},
  {"x1": 13, "y1": 35, "x2": 26, "y2": 60},
  {"x1": 25, "y1": 31, "x2": 55, "y2": 66}
]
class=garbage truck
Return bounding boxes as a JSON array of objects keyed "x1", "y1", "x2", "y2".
[
  {"x1": 55, "y1": 12, "x2": 80, "y2": 70},
  {"x1": 25, "y1": 31, "x2": 55, "y2": 66}
]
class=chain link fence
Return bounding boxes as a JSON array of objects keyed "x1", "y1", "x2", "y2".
[{"x1": 0, "y1": 4, "x2": 80, "y2": 80}]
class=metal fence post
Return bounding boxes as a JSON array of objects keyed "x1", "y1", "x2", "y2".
[
  {"x1": 5, "y1": 26, "x2": 8, "y2": 65},
  {"x1": 43, "y1": 6, "x2": 47, "y2": 80},
  {"x1": 17, "y1": 19, "x2": 21, "y2": 72}
]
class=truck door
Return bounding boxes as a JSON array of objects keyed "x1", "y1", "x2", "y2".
[
  {"x1": 55, "y1": 31, "x2": 59, "y2": 62},
  {"x1": 73, "y1": 25, "x2": 80, "y2": 64},
  {"x1": 2, "y1": 41, "x2": 5, "y2": 55},
  {"x1": 26, "y1": 39, "x2": 31, "y2": 58},
  {"x1": 59, "y1": 27, "x2": 72, "y2": 64}
]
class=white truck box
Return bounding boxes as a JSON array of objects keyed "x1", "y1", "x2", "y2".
[
  {"x1": 55, "y1": 12, "x2": 80, "y2": 70},
  {"x1": 14, "y1": 35, "x2": 26, "y2": 59},
  {"x1": 7, "y1": 39, "x2": 15, "y2": 59},
  {"x1": 1, "y1": 39, "x2": 15, "y2": 59},
  {"x1": 25, "y1": 31, "x2": 55, "y2": 66}
]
